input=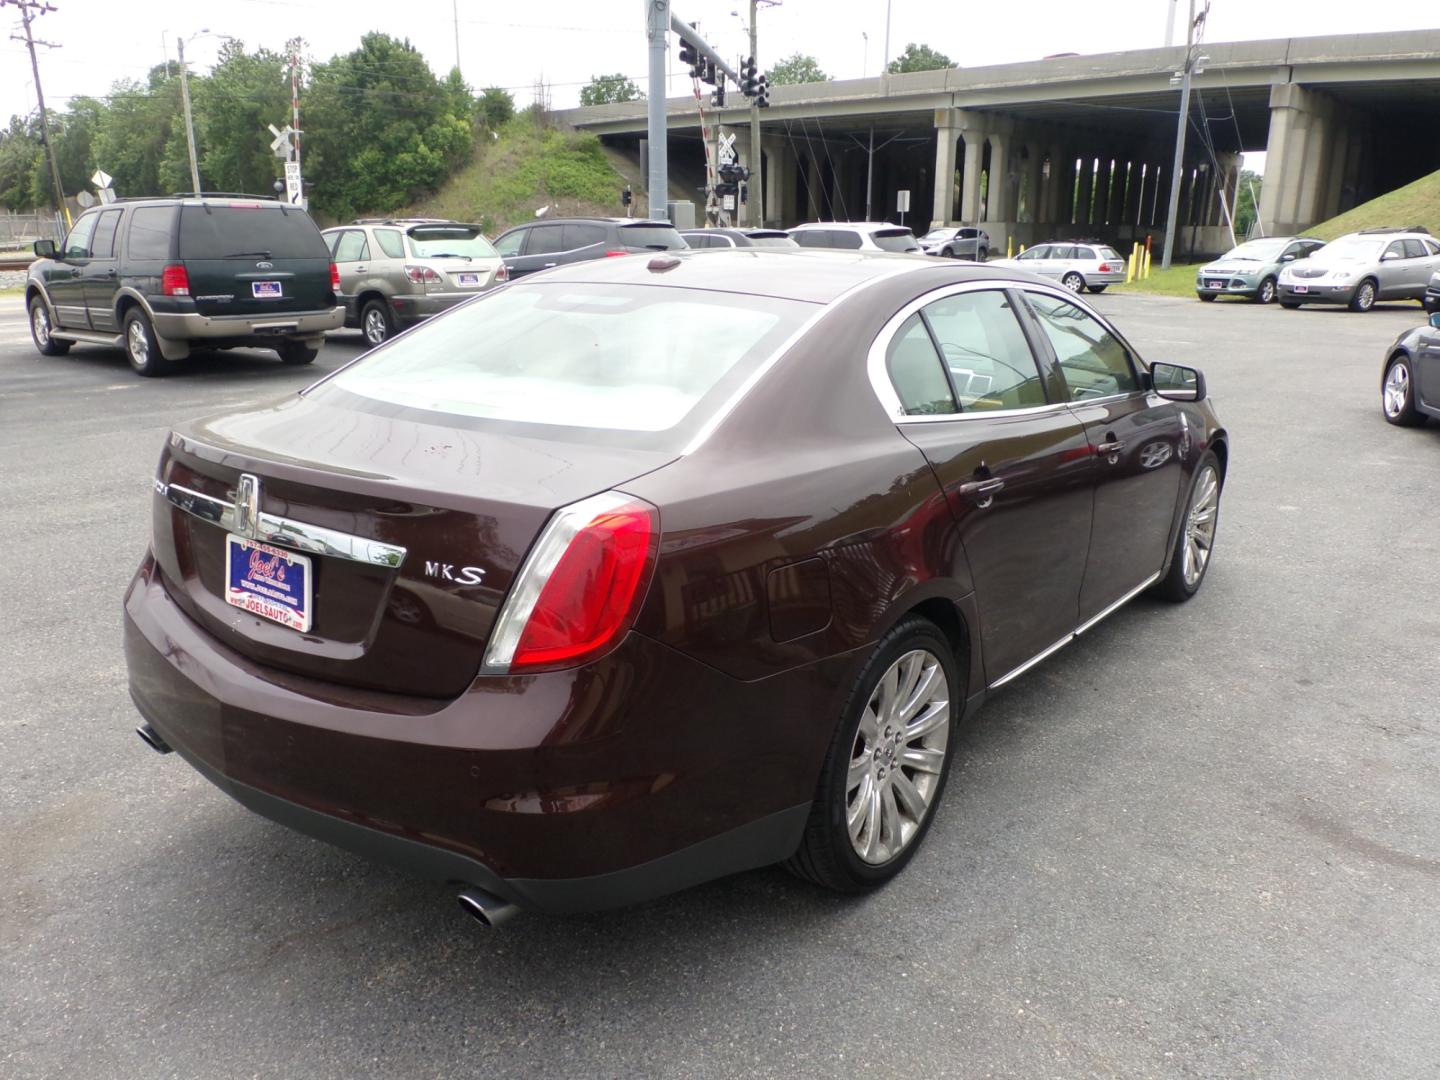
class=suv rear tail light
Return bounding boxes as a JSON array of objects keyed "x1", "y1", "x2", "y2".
[
  {"x1": 404, "y1": 265, "x2": 443, "y2": 284},
  {"x1": 161, "y1": 264, "x2": 190, "y2": 296},
  {"x1": 482, "y1": 492, "x2": 658, "y2": 675},
  {"x1": 330, "y1": 262, "x2": 340, "y2": 289},
  {"x1": 495, "y1": 264, "x2": 509, "y2": 282}
]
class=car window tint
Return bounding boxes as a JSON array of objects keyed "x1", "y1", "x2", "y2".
[
  {"x1": 618, "y1": 225, "x2": 686, "y2": 250},
  {"x1": 493, "y1": 229, "x2": 524, "y2": 257},
  {"x1": 526, "y1": 225, "x2": 565, "y2": 255},
  {"x1": 922, "y1": 290, "x2": 1047, "y2": 412},
  {"x1": 178, "y1": 206, "x2": 330, "y2": 259},
  {"x1": 333, "y1": 230, "x2": 369, "y2": 263},
  {"x1": 833, "y1": 231, "x2": 864, "y2": 250},
  {"x1": 1048, "y1": 245, "x2": 1074, "y2": 260},
  {"x1": 90, "y1": 209, "x2": 123, "y2": 258},
  {"x1": 563, "y1": 223, "x2": 607, "y2": 249},
  {"x1": 886, "y1": 314, "x2": 956, "y2": 416},
  {"x1": 1071, "y1": 247, "x2": 1098, "y2": 261},
  {"x1": 1402, "y1": 239, "x2": 1426, "y2": 259},
  {"x1": 872, "y1": 229, "x2": 918, "y2": 252},
  {"x1": 374, "y1": 229, "x2": 406, "y2": 259},
  {"x1": 1025, "y1": 292, "x2": 1139, "y2": 400},
  {"x1": 64, "y1": 213, "x2": 98, "y2": 258},
  {"x1": 126, "y1": 207, "x2": 174, "y2": 260},
  {"x1": 1424, "y1": 239, "x2": 1440, "y2": 256}
]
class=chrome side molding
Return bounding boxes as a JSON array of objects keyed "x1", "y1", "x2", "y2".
[{"x1": 158, "y1": 479, "x2": 408, "y2": 569}]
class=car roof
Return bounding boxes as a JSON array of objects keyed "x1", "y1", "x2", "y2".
[
  {"x1": 789, "y1": 221, "x2": 912, "y2": 233},
  {"x1": 512, "y1": 248, "x2": 1032, "y2": 304}
]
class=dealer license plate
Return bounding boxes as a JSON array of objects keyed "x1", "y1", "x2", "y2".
[
  {"x1": 1207, "y1": 280, "x2": 1224, "y2": 289},
  {"x1": 1293, "y1": 285, "x2": 1309, "y2": 294},
  {"x1": 457, "y1": 272, "x2": 481, "y2": 286},
  {"x1": 225, "y1": 536, "x2": 312, "y2": 632},
  {"x1": 252, "y1": 280, "x2": 283, "y2": 299}
]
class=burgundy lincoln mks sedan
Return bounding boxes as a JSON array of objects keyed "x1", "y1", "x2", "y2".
[{"x1": 124, "y1": 250, "x2": 1227, "y2": 924}]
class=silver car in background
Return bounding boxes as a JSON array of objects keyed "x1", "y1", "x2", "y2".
[
  {"x1": 1278, "y1": 227, "x2": 1440, "y2": 312},
  {"x1": 989, "y1": 241, "x2": 1128, "y2": 294},
  {"x1": 323, "y1": 219, "x2": 508, "y2": 345},
  {"x1": 787, "y1": 222, "x2": 922, "y2": 253},
  {"x1": 918, "y1": 226, "x2": 990, "y2": 260},
  {"x1": 1195, "y1": 236, "x2": 1325, "y2": 304}
]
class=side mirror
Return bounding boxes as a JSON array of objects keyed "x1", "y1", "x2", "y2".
[
  {"x1": 1151, "y1": 361, "x2": 1206, "y2": 402},
  {"x1": 1280, "y1": 253, "x2": 1295, "y2": 263},
  {"x1": 34, "y1": 238, "x2": 56, "y2": 258},
  {"x1": 1430, "y1": 312, "x2": 1440, "y2": 330},
  {"x1": 1381, "y1": 253, "x2": 1398, "y2": 262}
]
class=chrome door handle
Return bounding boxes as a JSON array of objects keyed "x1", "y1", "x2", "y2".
[
  {"x1": 355, "y1": 265, "x2": 367, "y2": 272},
  {"x1": 957, "y1": 477, "x2": 1005, "y2": 498},
  {"x1": 542, "y1": 262, "x2": 557, "y2": 268},
  {"x1": 1096, "y1": 439, "x2": 1125, "y2": 455}
]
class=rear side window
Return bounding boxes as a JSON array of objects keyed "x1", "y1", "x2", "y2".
[
  {"x1": 618, "y1": 225, "x2": 685, "y2": 250},
  {"x1": 1071, "y1": 247, "x2": 1098, "y2": 261},
  {"x1": 374, "y1": 229, "x2": 406, "y2": 258},
  {"x1": 525, "y1": 225, "x2": 565, "y2": 255},
  {"x1": 887, "y1": 314, "x2": 955, "y2": 416},
  {"x1": 178, "y1": 206, "x2": 330, "y2": 259},
  {"x1": 922, "y1": 290, "x2": 1047, "y2": 412},
  {"x1": 332, "y1": 230, "x2": 369, "y2": 263},
  {"x1": 562, "y1": 223, "x2": 607, "y2": 250},
  {"x1": 872, "y1": 229, "x2": 918, "y2": 253},
  {"x1": 1025, "y1": 292, "x2": 1139, "y2": 400},
  {"x1": 90, "y1": 209, "x2": 123, "y2": 258},
  {"x1": 1402, "y1": 239, "x2": 1427, "y2": 259},
  {"x1": 321, "y1": 283, "x2": 812, "y2": 448},
  {"x1": 126, "y1": 207, "x2": 174, "y2": 260}
]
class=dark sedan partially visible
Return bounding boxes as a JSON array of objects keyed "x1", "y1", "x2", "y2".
[
  {"x1": 124, "y1": 251, "x2": 1228, "y2": 924},
  {"x1": 1381, "y1": 311, "x2": 1440, "y2": 426}
]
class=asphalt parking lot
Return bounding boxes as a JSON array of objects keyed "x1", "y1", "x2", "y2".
[{"x1": 2, "y1": 290, "x2": 1437, "y2": 1080}]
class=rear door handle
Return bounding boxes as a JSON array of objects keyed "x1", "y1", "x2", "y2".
[
  {"x1": 355, "y1": 265, "x2": 367, "y2": 272},
  {"x1": 957, "y1": 477, "x2": 1005, "y2": 498},
  {"x1": 542, "y1": 262, "x2": 557, "y2": 269},
  {"x1": 1096, "y1": 439, "x2": 1125, "y2": 455}
]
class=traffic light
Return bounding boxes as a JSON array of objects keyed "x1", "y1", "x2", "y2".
[
  {"x1": 740, "y1": 56, "x2": 759, "y2": 97},
  {"x1": 755, "y1": 74, "x2": 770, "y2": 108},
  {"x1": 711, "y1": 80, "x2": 726, "y2": 107},
  {"x1": 621, "y1": 186, "x2": 632, "y2": 207},
  {"x1": 702, "y1": 59, "x2": 716, "y2": 86},
  {"x1": 678, "y1": 38, "x2": 700, "y2": 77},
  {"x1": 716, "y1": 162, "x2": 749, "y2": 196}
]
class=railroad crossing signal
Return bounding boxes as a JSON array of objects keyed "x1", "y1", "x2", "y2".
[
  {"x1": 268, "y1": 123, "x2": 300, "y2": 159},
  {"x1": 718, "y1": 132, "x2": 736, "y2": 166}
]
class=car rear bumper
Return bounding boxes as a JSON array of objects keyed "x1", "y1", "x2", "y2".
[
  {"x1": 1087, "y1": 271, "x2": 1127, "y2": 285},
  {"x1": 392, "y1": 291, "x2": 486, "y2": 323},
  {"x1": 151, "y1": 306, "x2": 344, "y2": 340},
  {"x1": 122, "y1": 555, "x2": 823, "y2": 913}
]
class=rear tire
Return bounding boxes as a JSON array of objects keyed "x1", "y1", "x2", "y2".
[
  {"x1": 785, "y1": 616, "x2": 961, "y2": 893},
  {"x1": 975, "y1": 247, "x2": 988, "y2": 262},
  {"x1": 1348, "y1": 278, "x2": 1377, "y2": 312},
  {"x1": 1382, "y1": 354, "x2": 1424, "y2": 427},
  {"x1": 1088, "y1": 284, "x2": 1108, "y2": 294},
  {"x1": 278, "y1": 341, "x2": 319, "y2": 365},
  {"x1": 1062, "y1": 272, "x2": 1085, "y2": 293},
  {"x1": 1254, "y1": 276, "x2": 1277, "y2": 304},
  {"x1": 1280, "y1": 299, "x2": 1302, "y2": 309},
  {"x1": 1198, "y1": 293, "x2": 1217, "y2": 302},
  {"x1": 360, "y1": 299, "x2": 394, "y2": 346},
  {"x1": 29, "y1": 296, "x2": 70, "y2": 355},
  {"x1": 123, "y1": 308, "x2": 173, "y2": 377},
  {"x1": 1152, "y1": 452, "x2": 1221, "y2": 603}
]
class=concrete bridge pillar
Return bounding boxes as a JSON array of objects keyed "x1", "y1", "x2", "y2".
[
  {"x1": 1258, "y1": 83, "x2": 1327, "y2": 235},
  {"x1": 1075, "y1": 157, "x2": 1094, "y2": 227},
  {"x1": 986, "y1": 131, "x2": 1012, "y2": 224},
  {"x1": 931, "y1": 110, "x2": 963, "y2": 227},
  {"x1": 1093, "y1": 157, "x2": 1112, "y2": 226},
  {"x1": 1046, "y1": 144, "x2": 1067, "y2": 226},
  {"x1": 959, "y1": 130, "x2": 985, "y2": 223},
  {"x1": 1023, "y1": 142, "x2": 1045, "y2": 223},
  {"x1": 1124, "y1": 162, "x2": 1146, "y2": 227}
]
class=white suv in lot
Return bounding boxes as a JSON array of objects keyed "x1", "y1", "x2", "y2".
[
  {"x1": 1278, "y1": 227, "x2": 1440, "y2": 312},
  {"x1": 787, "y1": 222, "x2": 922, "y2": 253}
]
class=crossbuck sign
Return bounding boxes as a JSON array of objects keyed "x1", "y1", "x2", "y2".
[{"x1": 718, "y1": 133, "x2": 736, "y2": 166}]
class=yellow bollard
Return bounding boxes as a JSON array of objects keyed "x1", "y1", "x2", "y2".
[
  {"x1": 1007, "y1": 236, "x2": 1014, "y2": 258},
  {"x1": 1126, "y1": 247, "x2": 1135, "y2": 283},
  {"x1": 1019, "y1": 243, "x2": 1026, "y2": 254}
]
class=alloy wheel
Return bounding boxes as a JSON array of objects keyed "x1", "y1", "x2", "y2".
[
  {"x1": 1258, "y1": 279, "x2": 1276, "y2": 304},
  {"x1": 846, "y1": 648, "x2": 950, "y2": 865},
  {"x1": 1063, "y1": 273, "x2": 1085, "y2": 293},
  {"x1": 32, "y1": 304, "x2": 50, "y2": 347},
  {"x1": 1355, "y1": 281, "x2": 1375, "y2": 311},
  {"x1": 127, "y1": 319, "x2": 149, "y2": 367},
  {"x1": 1383, "y1": 361, "x2": 1410, "y2": 419},
  {"x1": 1182, "y1": 465, "x2": 1219, "y2": 588},
  {"x1": 363, "y1": 307, "x2": 389, "y2": 345}
]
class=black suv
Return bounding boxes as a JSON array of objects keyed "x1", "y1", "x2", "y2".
[
  {"x1": 492, "y1": 217, "x2": 687, "y2": 280},
  {"x1": 25, "y1": 194, "x2": 342, "y2": 376}
]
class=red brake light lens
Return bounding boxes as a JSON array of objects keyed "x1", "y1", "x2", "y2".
[
  {"x1": 330, "y1": 261, "x2": 340, "y2": 289},
  {"x1": 603, "y1": 249, "x2": 630, "y2": 258},
  {"x1": 161, "y1": 264, "x2": 190, "y2": 296},
  {"x1": 403, "y1": 265, "x2": 443, "y2": 283},
  {"x1": 483, "y1": 493, "x2": 658, "y2": 674},
  {"x1": 1097, "y1": 262, "x2": 1112, "y2": 273},
  {"x1": 495, "y1": 263, "x2": 509, "y2": 282}
]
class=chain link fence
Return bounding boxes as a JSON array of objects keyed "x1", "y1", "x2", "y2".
[{"x1": 1, "y1": 210, "x2": 66, "y2": 248}]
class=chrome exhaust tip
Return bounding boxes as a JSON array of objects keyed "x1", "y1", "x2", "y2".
[
  {"x1": 135, "y1": 722, "x2": 173, "y2": 754},
  {"x1": 457, "y1": 886, "x2": 518, "y2": 928}
]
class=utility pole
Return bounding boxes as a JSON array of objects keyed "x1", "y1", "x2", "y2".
[
  {"x1": 747, "y1": 0, "x2": 761, "y2": 226},
  {"x1": 1161, "y1": 0, "x2": 1208, "y2": 270},
  {"x1": 5, "y1": 0, "x2": 69, "y2": 225},
  {"x1": 452, "y1": 0, "x2": 461, "y2": 74},
  {"x1": 177, "y1": 35, "x2": 202, "y2": 194},
  {"x1": 645, "y1": 0, "x2": 670, "y2": 220}
]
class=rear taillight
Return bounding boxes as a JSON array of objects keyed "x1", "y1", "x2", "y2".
[
  {"x1": 603, "y1": 250, "x2": 630, "y2": 258},
  {"x1": 404, "y1": 265, "x2": 443, "y2": 284},
  {"x1": 1097, "y1": 262, "x2": 1113, "y2": 273},
  {"x1": 330, "y1": 262, "x2": 340, "y2": 289},
  {"x1": 495, "y1": 264, "x2": 509, "y2": 282},
  {"x1": 482, "y1": 492, "x2": 658, "y2": 674},
  {"x1": 161, "y1": 264, "x2": 190, "y2": 296}
]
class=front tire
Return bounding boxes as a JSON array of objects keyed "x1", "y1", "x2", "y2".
[
  {"x1": 1280, "y1": 299, "x2": 1302, "y2": 309},
  {"x1": 29, "y1": 296, "x2": 70, "y2": 355},
  {"x1": 786, "y1": 616, "x2": 960, "y2": 893},
  {"x1": 1254, "y1": 277, "x2": 1277, "y2": 304},
  {"x1": 123, "y1": 308, "x2": 173, "y2": 377},
  {"x1": 1062, "y1": 272, "x2": 1085, "y2": 293},
  {"x1": 360, "y1": 299, "x2": 394, "y2": 346},
  {"x1": 941, "y1": 246, "x2": 956, "y2": 259},
  {"x1": 277, "y1": 341, "x2": 319, "y2": 365},
  {"x1": 1348, "y1": 278, "x2": 1377, "y2": 312},
  {"x1": 1198, "y1": 293, "x2": 1217, "y2": 302},
  {"x1": 1382, "y1": 354, "x2": 1424, "y2": 427},
  {"x1": 1153, "y1": 452, "x2": 1221, "y2": 603}
]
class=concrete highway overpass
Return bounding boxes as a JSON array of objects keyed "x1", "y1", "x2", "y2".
[{"x1": 558, "y1": 29, "x2": 1440, "y2": 256}]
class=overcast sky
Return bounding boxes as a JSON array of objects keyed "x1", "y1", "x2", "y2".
[{"x1": 3, "y1": 1, "x2": 1435, "y2": 150}]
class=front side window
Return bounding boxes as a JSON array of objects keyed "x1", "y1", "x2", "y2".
[
  {"x1": 1016, "y1": 246, "x2": 1048, "y2": 261},
  {"x1": 64, "y1": 213, "x2": 98, "y2": 259},
  {"x1": 1383, "y1": 240, "x2": 1407, "y2": 260},
  {"x1": 332, "y1": 230, "x2": 369, "y2": 263},
  {"x1": 493, "y1": 229, "x2": 525, "y2": 257},
  {"x1": 921, "y1": 290, "x2": 1047, "y2": 412},
  {"x1": 886, "y1": 314, "x2": 956, "y2": 416},
  {"x1": 126, "y1": 207, "x2": 174, "y2": 260},
  {"x1": 319, "y1": 283, "x2": 812, "y2": 448},
  {"x1": 1024, "y1": 292, "x2": 1139, "y2": 400}
]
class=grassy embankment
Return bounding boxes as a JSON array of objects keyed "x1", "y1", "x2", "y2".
[
  {"x1": 409, "y1": 115, "x2": 624, "y2": 234},
  {"x1": 1115, "y1": 167, "x2": 1440, "y2": 299}
]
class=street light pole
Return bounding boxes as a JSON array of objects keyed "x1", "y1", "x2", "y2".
[
  {"x1": 1161, "y1": 0, "x2": 1202, "y2": 270},
  {"x1": 645, "y1": 0, "x2": 670, "y2": 219},
  {"x1": 177, "y1": 34, "x2": 202, "y2": 194}
]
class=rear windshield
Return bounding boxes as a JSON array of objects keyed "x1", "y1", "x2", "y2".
[
  {"x1": 1100, "y1": 247, "x2": 1123, "y2": 261},
  {"x1": 872, "y1": 229, "x2": 919, "y2": 252},
  {"x1": 406, "y1": 225, "x2": 497, "y2": 259},
  {"x1": 317, "y1": 283, "x2": 813, "y2": 451},
  {"x1": 619, "y1": 225, "x2": 687, "y2": 251},
  {"x1": 178, "y1": 205, "x2": 329, "y2": 260},
  {"x1": 747, "y1": 234, "x2": 798, "y2": 248}
]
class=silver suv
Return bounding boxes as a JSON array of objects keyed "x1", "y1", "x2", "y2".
[
  {"x1": 323, "y1": 219, "x2": 507, "y2": 345},
  {"x1": 918, "y1": 226, "x2": 990, "y2": 260},
  {"x1": 990, "y1": 240, "x2": 1127, "y2": 294},
  {"x1": 787, "y1": 222, "x2": 922, "y2": 253},
  {"x1": 1278, "y1": 227, "x2": 1440, "y2": 312}
]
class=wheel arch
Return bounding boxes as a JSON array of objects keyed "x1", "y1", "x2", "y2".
[{"x1": 868, "y1": 582, "x2": 981, "y2": 712}]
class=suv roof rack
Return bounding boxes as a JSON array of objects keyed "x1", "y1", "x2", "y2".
[
  {"x1": 170, "y1": 191, "x2": 280, "y2": 201},
  {"x1": 351, "y1": 216, "x2": 453, "y2": 225},
  {"x1": 1357, "y1": 225, "x2": 1431, "y2": 235}
]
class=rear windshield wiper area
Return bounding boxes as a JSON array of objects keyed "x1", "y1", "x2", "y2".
[
  {"x1": 223, "y1": 251, "x2": 273, "y2": 259},
  {"x1": 425, "y1": 253, "x2": 472, "y2": 260}
]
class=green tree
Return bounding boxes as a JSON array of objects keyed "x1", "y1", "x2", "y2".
[
  {"x1": 1234, "y1": 170, "x2": 1262, "y2": 236},
  {"x1": 579, "y1": 73, "x2": 642, "y2": 106},
  {"x1": 92, "y1": 75, "x2": 185, "y2": 197},
  {"x1": 887, "y1": 43, "x2": 954, "y2": 74},
  {"x1": 766, "y1": 53, "x2": 829, "y2": 86},
  {"x1": 0, "y1": 115, "x2": 43, "y2": 210},
  {"x1": 194, "y1": 40, "x2": 291, "y2": 195},
  {"x1": 476, "y1": 86, "x2": 515, "y2": 128},
  {"x1": 303, "y1": 33, "x2": 474, "y2": 218}
]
